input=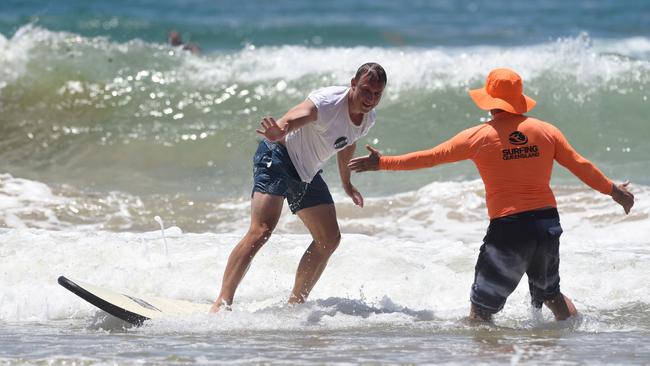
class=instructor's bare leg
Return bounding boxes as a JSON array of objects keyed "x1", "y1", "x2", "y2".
[
  {"x1": 469, "y1": 303, "x2": 493, "y2": 323},
  {"x1": 544, "y1": 292, "x2": 578, "y2": 321},
  {"x1": 289, "y1": 203, "x2": 341, "y2": 304},
  {"x1": 210, "y1": 192, "x2": 284, "y2": 313}
]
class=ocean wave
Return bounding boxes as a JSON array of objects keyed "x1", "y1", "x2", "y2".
[
  {"x1": 2, "y1": 172, "x2": 648, "y2": 237},
  {"x1": 1, "y1": 26, "x2": 649, "y2": 200},
  {"x1": 2, "y1": 26, "x2": 649, "y2": 89}
]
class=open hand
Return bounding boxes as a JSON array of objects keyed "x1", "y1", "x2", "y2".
[
  {"x1": 255, "y1": 117, "x2": 287, "y2": 142},
  {"x1": 348, "y1": 145, "x2": 382, "y2": 172},
  {"x1": 612, "y1": 181, "x2": 634, "y2": 214},
  {"x1": 344, "y1": 183, "x2": 364, "y2": 207}
]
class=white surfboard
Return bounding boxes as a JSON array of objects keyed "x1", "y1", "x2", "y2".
[{"x1": 58, "y1": 276, "x2": 211, "y2": 325}]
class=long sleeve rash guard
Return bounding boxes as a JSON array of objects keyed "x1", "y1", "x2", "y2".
[{"x1": 379, "y1": 114, "x2": 613, "y2": 219}]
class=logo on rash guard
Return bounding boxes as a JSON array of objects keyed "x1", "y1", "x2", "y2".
[
  {"x1": 508, "y1": 131, "x2": 528, "y2": 145},
  {"x1": 334, "y1": 136, "x2": 348, "y2": 149},
  {"x1": 503, "y1": 130, "x2": 539, "y2": 160}
]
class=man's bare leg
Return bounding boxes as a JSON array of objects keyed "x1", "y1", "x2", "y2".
[
  {"x1": 544, "y1": 292, "x2": 578, "y2": 320},
  {"x1": 289, "y1": 203, "x2": 341, "y2": 304},
  {"x1": 469, "y1": 303, "x2": 493, "y2": 323},
  {"x1": 209, "y1": 192, "x2": 285, "y2": 313}
]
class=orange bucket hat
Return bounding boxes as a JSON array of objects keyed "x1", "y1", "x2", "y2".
[{"x1": 469, "y1": 68, "x2": 536, "y2": 114}]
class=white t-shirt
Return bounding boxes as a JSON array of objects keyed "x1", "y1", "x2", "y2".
[{"x1": 286, "y1": 86, "x2": 376, "y2": 183}]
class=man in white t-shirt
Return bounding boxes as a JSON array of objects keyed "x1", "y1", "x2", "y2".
[{"x1": 210, "y1": 63, "x2": 387, "y2": 312}]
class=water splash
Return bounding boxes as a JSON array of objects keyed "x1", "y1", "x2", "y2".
[{"x1": 154, "y1": 215, "x2": 169, "y2": 257}]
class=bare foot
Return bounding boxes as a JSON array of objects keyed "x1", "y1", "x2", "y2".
[
  {"x1": 544, "y1": 293, "x2": 578, "y2": 321},
  {"x1": 288, "y1": 292, "x2": 306, "y2": 305},
  {"x1": 208, "y1": 299, "x2": 231, "y2": 314},
  {"x1": 468, "y1": 303, "x2": 493, "y2": 323}
]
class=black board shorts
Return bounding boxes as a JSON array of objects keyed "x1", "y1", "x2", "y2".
[
  {"x1": 470, "y1": 208, "x2": 563, "y2": 314},
  {"x1": 252, "y1": 140, "x2": 334, "y2": 214}
]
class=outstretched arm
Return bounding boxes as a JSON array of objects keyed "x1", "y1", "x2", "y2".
[
  {"x1": 349, "y1": 128, "x2": 476, "y2": 172},
  {"x1": 256, "y1": 99, "x2": 318, "y2": 141},
  {"x1": 553, "y1": 128, "x2": 635, "y2": 214},
  {"x1": 337, "y1": 143, "x2": 364, "y2": 207}
]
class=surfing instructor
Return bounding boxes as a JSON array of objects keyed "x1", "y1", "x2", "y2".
[
  {"x1": 348, "y1": 68, "x2": 634, "y2": 322},
  {"x1": 210, "y1": 63, "x2": 387, "y2": 312}
]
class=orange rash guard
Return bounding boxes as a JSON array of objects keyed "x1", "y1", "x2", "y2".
[{"x1": 379, "y1": 113, "x2": 613, "y2": 219}]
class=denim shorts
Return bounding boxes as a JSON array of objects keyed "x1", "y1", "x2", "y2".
[
  {"x1": 252, "y1": 140, "x2": 334, "y2": 214},
  {"x1": 470, "y1": 208, "x2": 563, "y2": 314}
]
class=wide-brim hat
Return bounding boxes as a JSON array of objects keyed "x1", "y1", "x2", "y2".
[{"x1": 469, "y1": 68, "x2": 536, "y2": 114}]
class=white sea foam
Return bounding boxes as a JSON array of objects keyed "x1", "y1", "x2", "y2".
[
  {"x1": 1, "y1": 178, "x2": 648, "y2": 332},
  {"x1": 0, "y1": 173, "x2": 153, "y2": 231},
  {"x1": 0, "y1": 26, "x2": 35, "y2": 89},
  {"x1": 593, "y1": 36, "x2": 650, "y2": 60},
  {"x1": 0, "y1": 173, "x2": 69, "y2": 230}
]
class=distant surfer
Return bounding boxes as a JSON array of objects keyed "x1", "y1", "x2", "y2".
[
  {"x1": 210, "y1": 63, "x2": 387, "y2": 313},
  {"x1": 349, "y1": 68, "x2": 635, "y2": 322},
  {"x1": 167, "y1": 30, "x2": 200, "y2": 54}
]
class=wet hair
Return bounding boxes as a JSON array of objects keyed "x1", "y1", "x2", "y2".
[{"x1": 354, "y1": 62, "x2": 387, "y2": 86}]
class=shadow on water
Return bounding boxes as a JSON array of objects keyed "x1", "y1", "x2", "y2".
[
  {"x1": 585, "y1": 301, "x2": 650, "y2": 330},
  {"x1": 307, "y1": 296, "x2": 435, "y2": 323},
  {"x1": 88, "y1": 311, "x2": 134, "y2": 332}
]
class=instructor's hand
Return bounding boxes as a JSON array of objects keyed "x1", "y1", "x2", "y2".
[
  {"x1": 344, "y1": 183, "x2": 364, "y2": 207},
  {"x1": 256, "y1": 116, "x2": 287, "y2": 142},
  {"x1": 611, "y1": 181, "x2": 634, "y2": 214},
  {"x1": 348, "y1": 145, "x2": 381, "y2": 173}
]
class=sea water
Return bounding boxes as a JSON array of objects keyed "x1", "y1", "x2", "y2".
[{"x1": 1, "y1": 0, "x2": 649, "y2": 364}]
